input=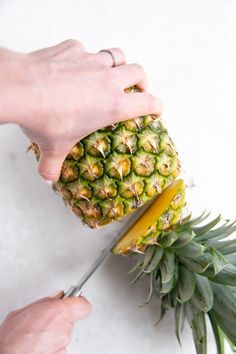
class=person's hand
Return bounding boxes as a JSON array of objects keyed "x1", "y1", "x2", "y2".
[
  {"x1": 0, "y1": 40, "x2": 163, "y2": 183},
  {"x1": 0, "y1": 292, "x2": 91, "y2": 354}
]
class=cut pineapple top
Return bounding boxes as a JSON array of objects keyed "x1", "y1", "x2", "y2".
[{"x1": 113, "y1": 179, "x2": 185, "y2": 254}]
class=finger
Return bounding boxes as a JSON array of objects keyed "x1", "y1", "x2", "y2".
[
  {"x1": 30, "y1": 39, "x2": 85, "y2": 59},
  {"x1": 113, "y1": 63, "x2": 148, "y2": 91},
  {"x1": 119, "y1": 92, "x2": 164, "y2": 120},
  {"x1": 21, "y1": 291, "x2": 64, "y2": 310},
  {"x1": 56, "y1": 296, "x2": 92, "y2": 323},
  {"x1": 92, "y1": 47, "x2": 126, "y2": 67},
  {"x1": 19, "y1": 331, "x2": 70, "y2": 353},
  {"x1": 55, "y1": 350, "x2": 67, "y2": 354},
  {"x1": 5, "y1": 296, "x2": 57, "y2": 318},
  {"x1": 38, "y1": 148, "x2": 68, "y2": 183}
]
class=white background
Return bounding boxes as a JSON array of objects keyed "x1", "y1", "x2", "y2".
[{"x1": 0, "y1": 0, "x2": 236, "y2": 353}]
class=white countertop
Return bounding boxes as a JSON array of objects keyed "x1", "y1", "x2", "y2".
[{"x1": 0, "y1": 1, "x2": 236, "y2": 353}]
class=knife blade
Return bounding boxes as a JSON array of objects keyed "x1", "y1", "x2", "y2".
[
  {"x1": 63, "y1": 223, "x2": 130, "y2": 298},
  {"x1": 64, "y1": 232, "x2": 123, "y2": 298},
  {"x1": 63, "y1": 198, "x2": 153, "y2": 298}
]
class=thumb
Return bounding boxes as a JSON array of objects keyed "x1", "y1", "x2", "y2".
[
  {"x1": 38, "y1": 149, "x2": 67, "y2": 183},
  {"x1": 55, "y1": 296, "x2": 92, "y2": 322}
]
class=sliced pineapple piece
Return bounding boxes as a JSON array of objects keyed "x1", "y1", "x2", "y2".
[{"x1": 113, "y1": 179, "x2": 185, "y2": 254}]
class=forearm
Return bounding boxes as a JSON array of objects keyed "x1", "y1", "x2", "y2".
[{"x1": 0, "y1": 48, "x2": 36, "y2": 125}]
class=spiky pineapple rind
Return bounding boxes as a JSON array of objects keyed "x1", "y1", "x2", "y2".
[{"x1": 30, "y1": 115, "x2": 181, "y2": 228}]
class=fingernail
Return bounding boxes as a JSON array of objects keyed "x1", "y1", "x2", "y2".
[
  {"x1": 41, "y1": 177, "x2": 53, "y2": 185},
  {"x1": 50, "y1": 290, "x2": 64, "y2": 298}
]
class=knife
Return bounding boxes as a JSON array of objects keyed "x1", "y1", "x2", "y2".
[
  {"x1": 62, "y1": 197, "x2": 153, "y2": 299},
  {"x1": 63, "y1": 223, "x2": 131, "y2": 298}
]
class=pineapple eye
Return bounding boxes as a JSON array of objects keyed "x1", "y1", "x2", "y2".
[
  {"x1": 157, "y1": 210, "x2": 175, "y2": 230},
  {"x1": 101, "y1": 200, "x2": 124, "y2": 219},
  {"x1": 76, "y1": 201, "x2": 102, "y2": 228},
  {"x1": 123, "y1": 117, "x2": 145, "y2": 132},
  {"x1": 156, "y1": 154, "x2": 174, "y2": 177},
  {"x1": 113, "y1": 128, "x2": 137, "y2": 154},
  {"x1": 105, "y1": 154, "x2": 131, "y2": 180},
  {"x1": 67, "y1": 142, "x2": 84, "y2": 160},
  {"x1": 148, "y1": 116, "x2": 167, "y2": 133},
  {"x1": 144, "y1": 173, "x2": 165, "y2": 197},
  {"x1": 61, "y1": 161, "x2": 79, "y2": 182},
  {"x1": 92, "y1": 177, "x2": 117, "y2": 200},
  {"x1": 138, "y1": 127, "x2": 160, "y2": 153},
  {"x1": 119, "y1": 176, "x2": 144, "y2": 198},
  {"x1": 84, "y1": 132, "x2": 111, "y2": 158},
  {"x1": 132, "y1": 152, "x2": 155, "y2": 177},
  {"x1": 67, "y1": 181, "x2": 93, "y2": 201},
  {"x1": 79, "y1": 156, "x2": 104, "y2": 182}
]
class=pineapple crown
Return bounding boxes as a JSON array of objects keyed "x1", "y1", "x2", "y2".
[{"x1": 129, "y1": 212, "x2": 236, "y2": 354}]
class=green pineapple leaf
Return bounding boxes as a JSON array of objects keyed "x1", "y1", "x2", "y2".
[
  {"x1": 225, "y1": 253, "x2": 236, "y2": 265},
  {"x1": 177, "y1": 266, "x2": 196, "y2": 303},
  {"x1": 193, "y1": 214, "x2": 221, "y2": 237},
  {"x1": 186, "y1": 302, "x2": 207, "y2": 354},
  {"x1": 179, "y1": 253, "x2": 212, "y2": 273},
  {"x1": 181, "y1": 211, "x2": 210, "y2": 229},
  {"x1": 171, "y1": 229, "x2": 194, "y2": 249},
  {"x1": 208, "y1": 311, "x2": 225, "y2": 354},
  {"x1": 175, "y1": 302, "x2": 185, "y2": 345},
  {"x1": 158, "y1": 231, "x2": 179, "y2": 247},
  {"x1": 210, "y1": 310, "x2": 236, "y2": 350},
  {"x1": 129, "y1": 269, "x2": 145, "y2": 285},
  {"x1": 191, "y1": 274, "x2": 213, "y2": 313},
  {"x1": 210, "y1": 264, "x2": 236, "y2": 286},
  {"x1": 211, "y1": 283, "x2": 236, "y2": 323},
  {"x1": 127, "y1": 258, "x2": 143, "y2": 274},
  {"x1": 159, "y1": 250, "x2": 175, "y2": 284},
  {"x1": 209, "y1": 247, "x2": 228, "y2": 275},
  {"x1": 144, "y1": 246, "x2": 164, "y2": 273},
  {"x1": 175, "y1": 241, "x2": 205, "y2": 259},
  {"x1": 128, "y1": 213, "x2": 236, "y2": 354},
  {"x1": 142, "y1": 245, "x2": 156, "y2": 269}
]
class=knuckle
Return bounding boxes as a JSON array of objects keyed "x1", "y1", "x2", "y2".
[
  {"x1": 147, "y1": 94, "x2": 164, "y2": 114},
  {"x1": 114, "y1": 47, "x2": 124, "y2": 54},
  {"x1": 5, "y1": 310, "x2": 19, "y2": 321},
  {"x1": 147, "y1": 93, "x2": 155, "y2": 109},
  {"x1": 155, "y1": 96, "x2": 164, "y2": 114},
  {"x1": 100, "y1": 68, "x2": 110, "y2": 82},
  {"x1": 38, "y1": 167, "x2": 56, "y2": 182},
  {"x1": 102, "y1": 68, "x2": 115, "y2": 83},
  {"x1": 59, "y1": 332, "x2": 71, "y2": 348},
  {"x1": 133, "y1": 63, "x2": 146, "y2": 75},
  {"x1": 64, "y1": 39, "x2": 83, "y2": 49},
  {"x1": 54, "y1": 301, "x2": 72, "y2": 324},
  {"x1": 110, "y1": 94, "x2": 123, "y2": 119},
  {"x1": 113, "y1": 47, "x2": 126, "y2": 61},
  {"x1": 48, "y1": 146, "x2": 65, "y2": 157},
  {"x1": 39, "y1": 145, "x2": 59, "y2": 158}
]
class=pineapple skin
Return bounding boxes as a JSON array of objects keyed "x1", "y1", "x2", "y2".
[
  {"x1": 32, "y1": 114, "x2": 180, "y2": 228},
  {"x1": 57, "y1": 114, "x2": 180, "y2": 228}
]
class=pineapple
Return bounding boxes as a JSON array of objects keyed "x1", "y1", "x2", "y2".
[
  {"x1": 31, "y1": 90, "x2": 181, "y2": 228},
  {"x1": 30, "y1": 86, "x2": 236, "y2": 354},
  {"x1": 113, "y1": 180, "x2": 236, "y2": 354},
  {"x1": 113, "y1": 179, "x2": 185, "y2": 254}
]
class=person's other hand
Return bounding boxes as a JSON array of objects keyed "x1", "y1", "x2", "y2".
[
  {"x1": 0, "y1": 40, "x2": 163, "y2": 183},
  {"x1": 0, "y1": 292, "x2": 91, "y2": 354}
]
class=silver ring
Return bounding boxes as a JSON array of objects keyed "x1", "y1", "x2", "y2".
[{"x1": 99, "y1": 49, "x2": 116, "y2": 67}]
